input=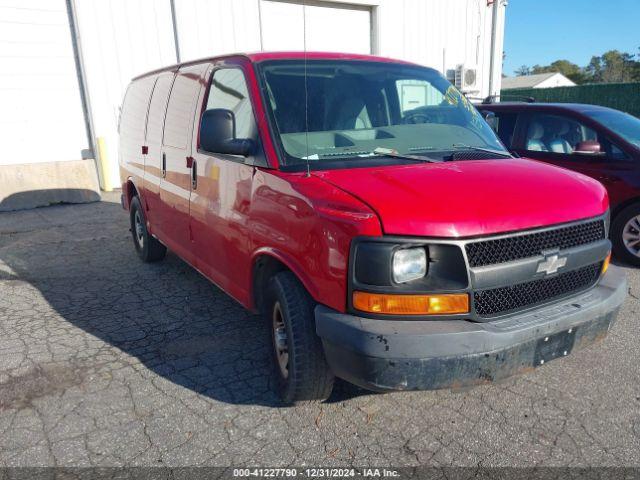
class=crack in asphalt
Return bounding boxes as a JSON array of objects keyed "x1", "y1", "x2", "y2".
[{"x1": 0, "y1": 198, "x2": 639, "y2": 467}]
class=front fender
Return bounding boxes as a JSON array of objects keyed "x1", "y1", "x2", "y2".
[{"x1": 250, "y1": 247, "x2": 320, "y2": 308}]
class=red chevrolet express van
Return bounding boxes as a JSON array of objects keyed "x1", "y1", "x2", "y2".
[{"x1": 119, "y1": 52, "x2": 626, "y2": 403}]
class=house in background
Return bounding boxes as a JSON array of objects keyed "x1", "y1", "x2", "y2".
[
  {"x1": 501, "y1": 72, "x2": 576, "y2": 90},
  {"x1": 0, "y1": 0, "x2": 507, "y2": 210}
]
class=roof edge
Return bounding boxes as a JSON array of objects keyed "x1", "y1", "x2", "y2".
[{"x1": 130, "y1": 51, "x2": 420, "y2": 82}]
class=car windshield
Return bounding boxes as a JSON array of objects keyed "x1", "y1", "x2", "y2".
[
  {"x1": 257, "y1": 60, "x2": 507, "y2": 169},
  {"x1": 583, "y1": 108, "x2": 640, "y2": 148}
]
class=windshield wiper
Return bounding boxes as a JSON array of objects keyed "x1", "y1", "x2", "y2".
[
  {"x1": 372, "y1": 147, "x2": 442, "y2": 163},
  {"x1": 451, "y1": 144, "x2": 514, "y2": 158}
]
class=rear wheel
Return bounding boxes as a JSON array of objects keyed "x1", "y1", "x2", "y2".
[
  {"x1": 129, "y1": 196, "x2": 166, "y2": 263},
  {"x1": 267, "y1": 271, "x2": 334, "y2": 404},
  {"x1": 612, "y1": 203, "x2": 640, "y2": 267}
]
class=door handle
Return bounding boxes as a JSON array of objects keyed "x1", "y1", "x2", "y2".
[
  {"x1": 162, "y1": 153, "x2": 166, "y2": 178},
  {"x1": 191, "y1": 160, "x2": 197, "y2": 190}
]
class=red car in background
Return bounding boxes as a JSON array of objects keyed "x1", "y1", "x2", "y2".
[{"x1": 479, "y1": 102, "x2": 640, "y2": 266}]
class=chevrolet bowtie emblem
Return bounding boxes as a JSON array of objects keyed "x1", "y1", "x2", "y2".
[{"x1": 536, "y1": 254, "x2": 567, "y2": 275}]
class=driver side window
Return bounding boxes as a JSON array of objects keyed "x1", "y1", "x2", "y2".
[
  {"x1": 206, "y1": 68, "x2": 257, "y2": 140},
  {"x1": 599, "y1": 137, "x2": 629, "y2": 161},
  {"x1": 524, "y1": 113, "x2": 597, "y2": 155}
]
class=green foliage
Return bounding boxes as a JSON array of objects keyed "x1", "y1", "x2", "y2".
[
  {"x1": 515, "y1": 49, "x2": 640, "y2": 84},
  {"x1": 514, "y1": 65, "x2": 531, "y2": 76},
  {"x1": 501, "y1": 83, "x2": 640, "y2": 118}
]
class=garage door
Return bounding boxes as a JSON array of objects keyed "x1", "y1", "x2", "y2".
[
  {"x1": 0, "y1": 0, "x2": 88, "y2": 165},
  {"x1": 260, "y1": 0, "x2": 372, "y2": 55}
]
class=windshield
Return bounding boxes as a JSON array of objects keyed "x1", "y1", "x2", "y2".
[
  {"x1": 257, "y1": 60, "x2": 507, "y2": 169},
  {"x1": 584, "y1": 108, "x2": 640, "y2": 148}
]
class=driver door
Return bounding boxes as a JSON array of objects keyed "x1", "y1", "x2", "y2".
[{"x1": 189, "y1": 64, "x2": 263, "y2": 302}]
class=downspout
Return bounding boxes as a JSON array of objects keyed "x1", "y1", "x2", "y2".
[
  {"x1": 488, "y1": 0, "x2": 500, "y2": 97},
  {"x1": 257, "y1": 0, "x2": 264, "y2": 51},
  {"x1": 65, "y1": 0, "x2": 102, "y2": 188},
  {"x1": 169, "y1": 0, "x2": 181, "y2": 62}
]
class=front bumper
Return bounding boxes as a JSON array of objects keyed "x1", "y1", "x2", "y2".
[{"x1": 315, "y1": 266, "x2": 627, "y2": 392}]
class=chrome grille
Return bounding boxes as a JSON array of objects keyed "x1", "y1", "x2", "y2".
[{"x1": 466, "y1": 220, "x2": 605, "y2": 267}]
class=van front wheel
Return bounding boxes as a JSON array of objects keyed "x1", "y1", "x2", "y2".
[
  {"x1": 129, "y1": 196, "x2": 166, "y2": 263},
  {"x1": 267, "y1": 271, "x2": 334, "y2": 404}
]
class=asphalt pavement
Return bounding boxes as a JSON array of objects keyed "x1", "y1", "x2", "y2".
[{"x1": 0, "y1": 194, "x2": 638, "y2": 468}]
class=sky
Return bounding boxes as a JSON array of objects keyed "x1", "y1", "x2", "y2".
[{"x1": 503, "y1": 0, "x2": 640, "y2": 76}]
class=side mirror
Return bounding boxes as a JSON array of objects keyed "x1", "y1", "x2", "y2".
[
  {"x1": 483, "y1": 111, "x2": 498, "y2": 132},
  {"x1": 200, "y1": 108, "x2": 255, "y2": 156},
  {"x1": 575, "y1": 140, "x2": 603, "y2": 155}
]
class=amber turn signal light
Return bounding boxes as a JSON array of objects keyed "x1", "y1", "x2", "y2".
[
  {"x1": 602, "y1": 252, "x2": 611, "y2": 274},
  {"x1": 353, "y1": 291, "x2": 470, "y2": 315}
]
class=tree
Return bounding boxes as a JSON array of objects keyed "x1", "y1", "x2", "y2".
[
  {"x1": 586, "y1": 56, "x2": 603, "y2": 83},
  {"x1": 531, "y1": 60, "x2": 588, "y2": 84},
  {"x1": 586, "y1": 50, "x2": 639, "y2": 83},
  {"x1": 601, "y1": 50, "x2": 627, "y2": 82},
  {"x1": 512, "y1": 50, "x2": 640, "y2": 85},
  {"x1": 550, "y1": 60, "x2": 589, "y2": 84},
  {"x1": 514, "y1": 65, "x2": 531, "y2": 76},
  {"x1": 633, "y1": 47, "x2": 640, "y2": 81}
]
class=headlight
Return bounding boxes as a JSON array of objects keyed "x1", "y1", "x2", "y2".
[{"x1": 393, "y1": 248, "x2": 427, "y2": 283}]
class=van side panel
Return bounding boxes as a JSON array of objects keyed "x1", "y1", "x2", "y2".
[
  {"x1": 122, "y1": 55, "x2": 383, "y2": 313},
  {"x1": 119, "y1": 76, "x2": 156, "y2": 205},
  {"x1": 189, "y1": 62, "x2": 260, "y2": 305},
  {"x1": 157, "y1": 63, "x2": 208, "y2": 264},
  {"x1": 185, "y1": 57, "x2": 383, "y2": 311},
  {"x1": 143, "y1": 72, "x2": 175, "y2": 233},
  {"x1": 248, "y1": 171, "x2": 382, "y2": 312}
]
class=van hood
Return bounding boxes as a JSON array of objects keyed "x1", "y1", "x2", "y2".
[{"x1": 312, "y1": 158, "x2": 608, "y2": 238}]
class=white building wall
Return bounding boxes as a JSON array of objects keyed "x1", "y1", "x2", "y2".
[
  {"x1": 17, "y1": 0, "x2": 504, "y2": 189},
  {"x1": 0, "y1": 0, "x2": 87, "y2": 166},
  {"x1": 376, "y1": 0, "x2": 503, "y2": 97},
  {"x1": 173, "y1": 0, "x2": 262, "y2": 61},
  {"x1": 73, "y1": 0, "x2": 177, "y2": 188},
  {"x1": 173, "y1": 0, "x2": 505, "y2": 98}
]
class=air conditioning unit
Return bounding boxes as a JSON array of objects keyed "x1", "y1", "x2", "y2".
[{"x1": 454, "y1": 64, "x2": 479, "y2": 92}]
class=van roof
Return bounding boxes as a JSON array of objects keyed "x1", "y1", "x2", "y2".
[{"x1": 131, "y1": 51, "x2": 417, "y2": 81}]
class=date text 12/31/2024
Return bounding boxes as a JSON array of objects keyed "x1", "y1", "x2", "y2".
[{"x1": 233, "y1": 468, "x2": 400, "y2": 478}]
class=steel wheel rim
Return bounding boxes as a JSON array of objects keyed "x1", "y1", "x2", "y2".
[
  {"x1": 134, "y1": 210, "x2": 145, "y2": 248},
  {"x1": 622, "y1": 215, "x2": 640, "y2": 258},
  {"x1": 272, "y1": 302, "x2": 289, "y2": 379}
]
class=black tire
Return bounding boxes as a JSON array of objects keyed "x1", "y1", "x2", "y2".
[
  {"x1": 611, "y1": 203, "x2": 640, "y2": 267},
  {"x1": 129, "y1": 196, "x2": 166, "y2": 263},
  {"x1": 267, "y1": 271, "x2": 334, "y2": 404}
]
